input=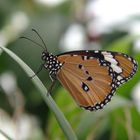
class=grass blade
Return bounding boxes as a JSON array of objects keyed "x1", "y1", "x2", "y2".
[
  {"x1": 0, "y1": 129, "x2": 13, "y2": 140},
  {"x1": 0, "y1": 46, "x2": 77, "y2": 140}
]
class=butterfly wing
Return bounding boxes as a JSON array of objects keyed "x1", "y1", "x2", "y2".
[
  {"x1": 101, "y1": 51, "x2": 137, "y2": 87},
  {"x1": 56, "y1": 50, "x2": 137, "y2": 111}
]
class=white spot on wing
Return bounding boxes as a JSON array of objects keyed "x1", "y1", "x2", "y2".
[
  {"x1": 104, "y1": 56, "x2": 118, "y2": 64},
  {"x1": 117, "y1": 75, "x2": 123, "y2": 80},
  {"x1": 89, "y1": 57, "x2": 94, "y2": 59},
  {"x1": 84, "y1": 56, "x2": 87, "y2": 60},
  {"x1": 111, "y1": 64, "x2": 122, "y2": 73},
  {"x1": 84, "y1": 86, "x2": 88, "y2": 91},
  {"x1": 102, "y1": 51, "x2": 111, "y2": 55},
  {"x1": 102, "y1": 52, "x2": 123, "y2": 73},
  {"x1": 95, "y1": 50, "x2": 99, "y2": 53}
]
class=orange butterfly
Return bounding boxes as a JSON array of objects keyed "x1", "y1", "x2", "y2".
[
  {"x1": 41, "y1": 50, "x2": 137, "y2": 111},
  {"x1": 22, "y1": 29, "x2": 138, "y2": 111}
]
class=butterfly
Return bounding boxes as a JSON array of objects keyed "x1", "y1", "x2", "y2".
[
  {"x1": 22, "y1": 29, "x2": 138, "y2": 111},
  {"x1": 42, "y1": 50, "x2": 137, "y2": 111}
]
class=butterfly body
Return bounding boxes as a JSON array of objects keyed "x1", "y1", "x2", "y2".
[
  {"x1": 42, "y1": 51, "x2": 63, "y2": 76},
  {"x1": 41, "y1": 50, "x2": 138, "y2": 111}
]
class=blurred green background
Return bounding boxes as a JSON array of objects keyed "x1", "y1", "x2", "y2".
[{"x1": 0, "y1": 0, "x2": 140, "y2": 140}]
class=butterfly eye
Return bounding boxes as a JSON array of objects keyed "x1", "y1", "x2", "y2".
[{"x1": 42, "y1": 52, "x2": 47, "y2": 60}]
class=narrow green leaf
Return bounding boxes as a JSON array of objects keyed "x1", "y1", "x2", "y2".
[
  {"x1": 0, "y1": 129, "x2": 13, "y2": 140},
  {"x1": 0, "y1": 46, "x2": 77, "y2": 140},
  {"x1": 76, "y1": 96, "x2": 131, "y2": 140}
]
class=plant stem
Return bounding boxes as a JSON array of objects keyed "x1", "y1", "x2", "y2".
[{"x1": 0, "y1": 46, "x2": 77, "y2": 140}]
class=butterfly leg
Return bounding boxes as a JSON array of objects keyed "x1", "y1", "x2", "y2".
[
  {"x1": 47, "y1": 79, "x2": 57, "y2": 96},
  {"x1": 30, "y1": 64, "x2": 44, "y2": 79}
]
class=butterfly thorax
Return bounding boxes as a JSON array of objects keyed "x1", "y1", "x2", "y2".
[{"x1": 42, "y1": 51, "x2": 62, "y2": 76}]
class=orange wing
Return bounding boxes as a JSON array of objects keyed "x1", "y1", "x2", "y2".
[
  {"x1": 57, "y1": 54, "x2": 116, "y2": 111},
  {"x1": 102, "y1": 51, "x2": 137, "y2": 87},
  {"x1": 56, "y1": 50, "x2": 137, "y2": 111}
]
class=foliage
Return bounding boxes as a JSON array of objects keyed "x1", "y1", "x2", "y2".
[{"x1": 0, "y1": 0, "x2": 140, "y2": 140}]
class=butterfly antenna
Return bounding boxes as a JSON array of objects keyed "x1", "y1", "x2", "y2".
[
  {"x1": 32, "y1": 28, "x2": 47, "y2": 51},
  {"x1": 20, "y1": 36, "x2": 45, "y2": 50}
]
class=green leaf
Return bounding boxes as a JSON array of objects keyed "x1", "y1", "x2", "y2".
[
  {"x1": 0, "y1": 46, "x2": 77, "y2": 140},
  {"x1": 76, "y1": 96, "x2": 131, "y2": 140},
  {"x1": 0, "y1": 129, "x2": 13, "y2": 140}
]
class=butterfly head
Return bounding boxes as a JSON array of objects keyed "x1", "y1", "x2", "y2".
[
  {"x1": 41, "y1": 50, "x2": 50, "y2": 61},
  {"x1": 41, "y1": 50, "x2": 62, "y2": 75}
]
